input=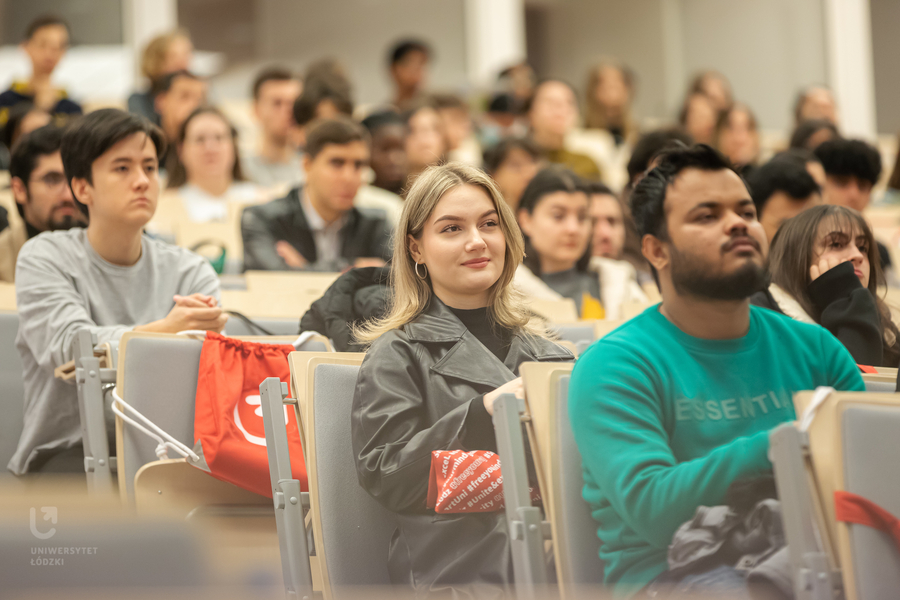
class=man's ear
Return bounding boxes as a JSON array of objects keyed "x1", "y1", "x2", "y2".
[
  {"x1": 10, "y1": 177, "x2": 28, "y2": 206},
  {"x1": 641, "y1": 234, "x2": 670, "y2": 273},
  {"x1": 154, "y1": 93, "x2": 166, "y2": 116},
  {"x1": 70, "y1": 177, "x2": 92, "y2": 212},
  {"x1": 407, "y1": 234, "x2": 424, "y2": 264},
  {"x1": 302, "y1": 151, "x2": 313, "y2": 175}
]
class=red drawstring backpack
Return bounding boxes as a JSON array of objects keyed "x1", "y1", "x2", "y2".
[{"x1": 192, "y1": 332, "x2": 307, "y2": 497}]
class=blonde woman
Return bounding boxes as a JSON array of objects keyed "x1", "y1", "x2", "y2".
[
  {"x1": 352, "y1": 162, "x2": 572, "y2": 595},
  {"x1": 127, "y1": 30, "x2": 193, "y2": 125}
]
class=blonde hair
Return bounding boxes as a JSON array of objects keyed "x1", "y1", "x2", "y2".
[
  {"x1": 354, "y1": 162, "x2": 543, "y2": 345},
  {"x1": 141, "y1": 30, "x2": 190, "y2": 82}
]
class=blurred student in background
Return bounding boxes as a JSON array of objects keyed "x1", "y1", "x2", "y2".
[
  {"x1": 433, "y1": 93, "x2": 481, "y2": 165},
  {"x1": 244, "y1": 67, "x2": 304, "y2": 188},
  {"x1": 127, "y1": 30, "x2": 193, "y2": 126},
  {"x1": 815, "y1": 138, "x2": 881, "y2": 213},
  {"x1": 789, "y1": 118, "x2": 838, "y2": 151},
  {"x1": 403, "y1": 99, "x2": 447, "y2": 179},
  {"x1": 154, "y1": 107, "x2": 263, "y2": 232},
  {"x1": 356, "y1": 111, "x2": 406, "y2": 225},
  {"x1": 154, "y1": 70, "x2": 207, "y2": 171},
  {"x1": 584, "y1": 60, "x2": 637, "y2": 147},
  {"x1": 514, "y1": 166, "x2": 645, "y2": 319},
  {"x1": 527, "y1": 79, "x2": 602, "y2": 180},
  {"x1": 679, "y1": 92, "x2": 717, "y2": 146},
  {"x1": 483, "y1": 137, "x2": 541, "y2": 211},
  {"x1": 241, "y1": 118, "x2": 392, "y2": 271},
  {"x1": 748, "y1": 153, "x2": 822, "y2": 242},
  {"x1": 0, "y1": 16, "x2": 82, "y2": 129},
  {"x1": 687, "y1": 70, "x2": 733, "y2": 112},
  {"x1": 1, "y1": 125, "x2": 86, "y2": 282},
  {"x1": 388, "y1": 39, "x2": 431, "y2": 111},
  {"x1": 795, "y1": 85, "x2": 838, "y2": 126},
  {"x1": 0, "y1": 101, "x2": 52, "y2": 168},
  {"x1": 715, "y1": 103, "x2": 760, "y2": 174}
]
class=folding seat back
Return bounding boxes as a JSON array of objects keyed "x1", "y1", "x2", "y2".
[
  {"x1": 0, "y1": 310, "x2": 24, "y2": 474},
  {"x1": 519, "y1": 362, "x2": 604, "y2": 594},
  {"x1": 116, "y1": 331, "x2": 325, "y2": 503},
  {"x1": 116, "y1": 333, "x2": 205, "y2": 501},
  {"x1": 303, "y1": 359, "x2": 397, "y2": 594},
  {"x1": 550, "y1": 375, "x2": 604, "y2": 587},
  {"x1": 838, "y1": 401, "x2": 900, "y2": 599},
  {"x1": 774, "y1": 390, "x2": 900, "y2": 600},
  {"x1": 224, "y1": 317, "x2": 301, "y2": 337}
]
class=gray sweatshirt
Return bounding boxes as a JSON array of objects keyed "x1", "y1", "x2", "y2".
[{"x1": 8, "y1": 228, "x2": 220, "y2": 475}]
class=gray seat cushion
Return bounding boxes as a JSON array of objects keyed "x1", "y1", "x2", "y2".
[
  {"x1": 0, "y1": 312, "x2": 24, "y2": 475},
  {"x1": 312, "y1": 363, "x2": 396, "y2": 587}
]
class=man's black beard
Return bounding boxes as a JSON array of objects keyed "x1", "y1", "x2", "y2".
[
  {"x1": 48, "y1": 214, "x2": 80, "y2": 231},
  {"x1": 670, "y1": 246, "x2": 770, "y2": 301}
]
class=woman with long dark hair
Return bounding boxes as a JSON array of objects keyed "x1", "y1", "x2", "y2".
[
  {"x1": 751, "y1": 204, "x2": 900, "y2": 366},
  {"x1": 513, "y1": 166, "x2": 646, "y2": 319}
]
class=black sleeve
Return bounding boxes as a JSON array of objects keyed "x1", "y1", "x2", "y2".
[
  {"x1": 0, "y1": 205, "x2": 9, "y2": 233},
  {"x1": 240, "y1": 205, "x2": 294, "y2": 271},
  {"x1": 808, "y1": 261, "x2": 883, "y2": 366},
  {"x1": 351, "y1": 335, "x2": 490, "y2": 513}
]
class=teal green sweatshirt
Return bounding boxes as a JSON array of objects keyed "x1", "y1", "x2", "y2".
[{"x1": 568, "y1": 305, "x2": 864, "y2": 598}]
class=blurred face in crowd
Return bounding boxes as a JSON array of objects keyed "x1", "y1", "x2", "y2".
[
  {"x1": 519, "y1": 190, "x2": 591, "y2": 274},
  {"x1": 590, "y1": 192, "x2": 626, "y2": 259},
  {"x1": 698, "y1": 73, "x2": 732, "y2": 112},
  {"x1": 812, "y1": 218, "x2": 870, "y2": 288},
  {"x1": 409, "y1": 184, "x2": 506, "y2": 308},
  {"x1": 255, "y1": 78, "x2": 302, "y2": 143},
  {"x1": 162, "y1": 35, "x2": 193, "y2": 74},
  {"x1": 71, "y1": 133, "x2": 160, "y2": 229},
  {"x1": 12, "y1": 108, "x2": 52, "y2": 147},
  {"x1": 594, "y1": 65, "x2": 630, "y2": 117},
  {"x1": 23, "y1": 24, "x2": 69, "y2": 76},
  {"x1": 156, "y1": 75, "x2": 207, "y2": 140},
  {"x1": 405, "y1": 107, "x2": 446, "y2": 172},
  {"x1": 799, "y1": 87, "x2": 838, "y2": 125},
  {"x1": 683, "y1": 93, "x2": 717, "y2": 146},
  {"x1": 438, "y1": 106, "x2": 472, "y2": 152},
  {"x1": 529, "y1": 81, "x2": 578, "y2": 142},
  {"x1": 645, "y1": 168, "x2": 768, "y2": 301},
  {"x1": 304, "y1": 141, "x2": 369, "y2": 215},
  {"x1": 492, "y1": 147, "x2": 539, "y2": 211},
  {"x1": 759, "y1": 191, "x2": 821, "y2": 242},
  {"x1": 391, "y1": 50, "x2": 429, "y2": 95},
  {"x1": 717, "y1": 106, "x2": 759, "y2": 166},
  {"x1": 12, "y1": 150, "x2": 85, "y2": 232},
  {"x1": 369, "y1": 123, "x2": 408, "y2": 194},
  {"x1": 822, "y1": 174, "x2": 873, "y2": 212},
  {"x1": 180, "y1": 112, "x2": 236, "y2": 185}
]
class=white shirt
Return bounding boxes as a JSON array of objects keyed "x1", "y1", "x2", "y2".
[
  {"x1": 300, "y1": 191, "x2": 347, "y2": 265},
  {"x1": 178, "y1": 182, "x2": 261, "y2": 222}
]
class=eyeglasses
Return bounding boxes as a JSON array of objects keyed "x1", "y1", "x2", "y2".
[{"x1": 30, "y1": 172, "x2": 68, "y2": 188}]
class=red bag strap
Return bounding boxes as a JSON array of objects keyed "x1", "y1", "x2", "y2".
[
  {"x1": 834, "y1": 490, "x2": 900, "y2": 552},
  {"x1": 857, "y1": 364, "x2": 878, "y2": 374}
]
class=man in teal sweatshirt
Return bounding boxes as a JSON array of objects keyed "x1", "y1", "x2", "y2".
[{"x1": 569, "y1": 144, "x2": 864, "y2": 598}]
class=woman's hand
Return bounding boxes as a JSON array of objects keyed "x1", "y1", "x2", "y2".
[
  {"x1": 810, "y1": 256, "x2": 848, "y2": 282},
  {"x1": 483, "y1": 377, "x2": 524, "y2": 416}
]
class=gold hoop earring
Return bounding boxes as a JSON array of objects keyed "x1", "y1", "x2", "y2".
[{"x1": 415, "y1": 262, "x2": 428, "y2": 280}]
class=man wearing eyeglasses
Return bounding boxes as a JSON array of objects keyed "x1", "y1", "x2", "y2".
[{"x1": 1, "y1": 124, "x2": 86, "y2": 282}]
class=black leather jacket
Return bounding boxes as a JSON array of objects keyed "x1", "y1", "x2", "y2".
[
  {"x1": 240, "y1": 186, "x2": 393, "y2": 271},
  {"x1": 351, "y1": 298, "x2": 573, "y2": 597}
]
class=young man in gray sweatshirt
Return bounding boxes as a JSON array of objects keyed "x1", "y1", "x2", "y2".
[{"x1": 9, "y1": 108, "x2": 228, "y2": 476}]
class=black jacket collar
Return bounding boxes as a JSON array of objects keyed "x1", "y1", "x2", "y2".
[{"x1": 404, "y1": 296, "x2": 572, "y2": 387}]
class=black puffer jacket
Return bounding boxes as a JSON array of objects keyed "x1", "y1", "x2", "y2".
[{"x1": 299, "y1": 266, "x2": 391, "y2": 351}]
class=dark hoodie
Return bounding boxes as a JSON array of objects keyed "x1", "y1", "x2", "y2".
[{"x1": 299, "y1": 266, "x2": 391, "y2": 351}]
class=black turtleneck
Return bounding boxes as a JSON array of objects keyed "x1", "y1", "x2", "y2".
[{"x1": 448, "y1": 305, "x2": 513, "y2": 363}]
